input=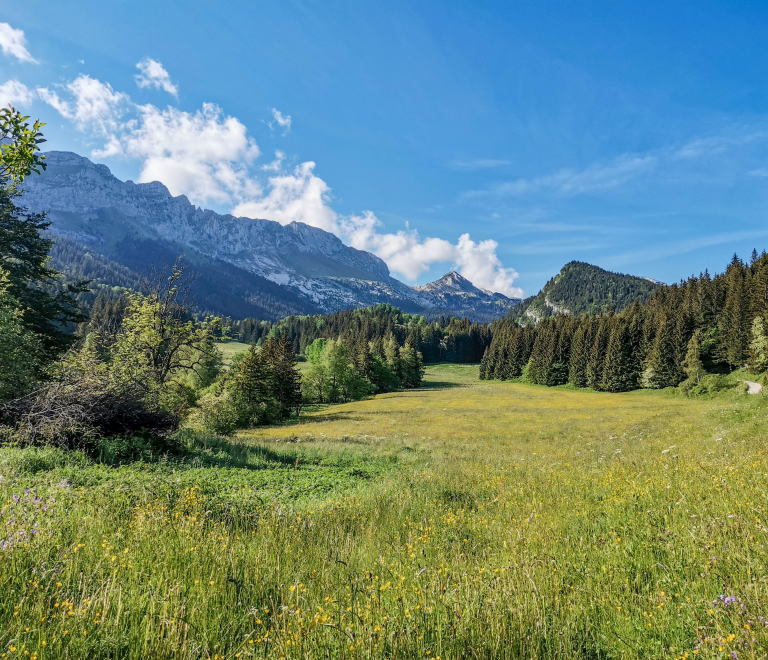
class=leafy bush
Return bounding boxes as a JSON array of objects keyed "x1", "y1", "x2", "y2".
[
  {"x1": 0, "y1": 274, "x2": 43, "y2": 399},
  {"x1": 185, "y1": 389, "x2": 239, "y2": 436},
  {"x1": 0, "y1": 347, "x2": 177, "y2": 448},
  {"x1": 685, "y1": 373, "x2": 736, "y2": 397}
]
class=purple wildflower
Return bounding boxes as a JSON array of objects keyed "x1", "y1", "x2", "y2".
[{"x1": 718, "y1": 595, "x2": 738, "y2": 607}]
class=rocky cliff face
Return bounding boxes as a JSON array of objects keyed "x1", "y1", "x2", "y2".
[{"x1": 22, "y1": 152, "x2": 521, "y2": 319}]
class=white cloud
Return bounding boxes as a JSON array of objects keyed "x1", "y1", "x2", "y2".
[
  {"x1": 453, "y1": 234, "x2": 522, "y2": 297},
  {"x1": 0, "y1": 23, "x2": 36, "y2": 63},
  {"x1": 466, "y1": 128, "x2": 768, "y2": 201},
  {"x1": 105, "y1": 102, "x2": 261, "y2": 205},
  {"x1": 270, "y1": 108, "x2": 292, "y2": 134},
  {"x1": 135, "y1": 58, "x2": 178, "y2": 97},
  {"x1": 603, "y1": 230, "x2": 768, "y2": 268},
  {"x1": 261, "y1": 150, "x2": 286, "y2": 172},
  {"x1": 233, "y1": 161, "x2": 337, "y2": 232},
  {"x1": 38, "y1": 74, "x2": 257, "y2": 205},
  {"x1": 38, "y1": 75, "x2": 128, "y2": 134},
  {"x1": 0, "y1": 79, "x2": 33, "y2": 106},
  {"x1": 672, "y1": 131, "x2": 768, "y2": 160},
  {"x1": 337, "y1": 211, "x2": 522, "y2": 296}
]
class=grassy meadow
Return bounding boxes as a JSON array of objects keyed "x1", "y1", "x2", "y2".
[
  {"x1": 2, "y1": 364, "x2": 768, "y2": 658},
  {"x1": 216, "y1": 341, "x2": 253, "y2": 364}
]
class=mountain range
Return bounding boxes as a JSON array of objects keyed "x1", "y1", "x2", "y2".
[{"x1": 22, "y1": 151, "x2": 522, "y2": 321}]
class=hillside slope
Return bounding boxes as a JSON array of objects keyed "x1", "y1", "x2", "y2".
[{"x1": 509, "y1": 261, "x2": 660, "y2": 322}]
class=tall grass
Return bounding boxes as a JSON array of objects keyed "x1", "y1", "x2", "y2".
[{"x1": 1, "y1": 364, "x2": 767, "y2": 658}]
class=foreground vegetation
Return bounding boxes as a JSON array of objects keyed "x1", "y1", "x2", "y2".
[{"x1": 2, "y1": 365, "x2": 768, "y2": 658}]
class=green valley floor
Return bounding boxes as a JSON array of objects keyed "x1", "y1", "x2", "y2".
[{"x1": 2, "y1": 364, "x2": 767, "y2": 659}]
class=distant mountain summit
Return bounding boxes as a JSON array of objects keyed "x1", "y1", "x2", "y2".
[
  {"x1": 414, "y1": 271, "x2": 519, "y2": 320},
  {"x1": 509, "y1": 261, "x2": 660, "y2": 323},
  {"x1": 415, "y1": 271, "x2": 482, "y2": 294},
  {"x1": 22, "y1": 151, "x2": 521, "y2": 321}
]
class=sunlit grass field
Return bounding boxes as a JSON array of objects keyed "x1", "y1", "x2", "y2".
[
  {"x1": 2, "y1": 364, "x2": 768, "y2": 658},
  {"x1": 216, "y1": 341, "x2": 252, "y2": 364}
]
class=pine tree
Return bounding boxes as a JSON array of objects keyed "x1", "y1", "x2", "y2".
[
  {"x1": 682, "y1": 331, "x2": 704, "y2": 383},
  {"x1": 749, "y1": 316, "x2": 768, "y2": 374},
  {"x1": 499, "y1": 329, "x2": 516, "y2": 379},
  {"x1": 492, "y1": 341, "x2": 507, "y2": 380},
  {"x1": 399, "y1": 340, "x2": 425, "y2": 388},
  {"x1": 231, "y1": 344, "x2": 276, "y2": 425},
  {"x1": 750, "y1": 252, "x2": 768, "y2": 318},
  {"x1": 527, "y1": 320, "x2": 556, "y2": 385},
  {"x1": 352, "y1": 334, "x2": 373, "y2": 381},
  {"x1": 262, "y1": 336, "x2": 302, "y2": 419},
  {"x1": 0, "y1": 270, "x2": 43, "y2": 399},
  {"x1": 642, "y1": 315, "x2": 684, "y2": 388},
  {"x1": 587, "y1": 317, "x2": 610, "y2": 390},
  {"x1": 0, "y1": 146, "x2": 85, "y2": 357},
  {"x1": 568, "y1": 322, "x2": 590, "y2": 388},
  {"x1": 548, "y1": 316, "x2": 574, "y2": 385},
  {"x1": 479, "y1": 344, "x2": 494, "y2": 380},
  {"x1": 383, "y1": 334, "x2": 402, "y2": 379},
  {"x1": 626, "y1": 302, "x2": 645, "y2": 378},
  {"x1": 718, "y1": 255, "x2": 750, "y2": 369},
  {"x1": 601, "y1": 319, "x2": 636, "y2": 392}
]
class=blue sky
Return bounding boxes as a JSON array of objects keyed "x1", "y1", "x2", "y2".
[{"x1": 3, "y1": 1, "x2": 768, "y2": 297}]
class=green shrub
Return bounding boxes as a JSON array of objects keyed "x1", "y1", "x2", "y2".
[{"x1": 185, "y1": 390, "x2": 239, "y2": 436}]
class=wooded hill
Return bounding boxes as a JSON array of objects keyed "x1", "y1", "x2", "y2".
[
  {"x1": 481, "y1": 251, "x2": 768, "y2": 391},
  {"x1": 232, "y1": 304, "x2": 492, "y2": 364},
  {"x1": 508, "y1": 261, "x2": 660, "y2": 323}
]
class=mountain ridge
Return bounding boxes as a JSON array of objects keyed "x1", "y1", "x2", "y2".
[{"x1": 22, "y1": 151, "x2": 522, "y2": 321}]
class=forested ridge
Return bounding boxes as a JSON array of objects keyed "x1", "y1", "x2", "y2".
[
  {"x1": 233, "y1": 304, "x2": 492, "y2": 364},
  {"x1": 481, "y1": 251, "x2": 768, "y2": 392},
  {"x1": 47, "y1": 234, "x2": 320, "y2": 321},
  {"x1": 508, "y1": 260, "x2": 659, "y2": 322}
]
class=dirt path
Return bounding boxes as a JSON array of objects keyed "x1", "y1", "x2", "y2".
[{"x1": 744, "y1": 380, "x2": 763, "y2": 395}]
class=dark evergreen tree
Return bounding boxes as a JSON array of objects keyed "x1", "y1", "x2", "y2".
[
  {"x1": 262, "y1": 336, "x2": 303, "y2": 419},
  {"x1": 586, "y1": 316, "x2": 610, "y2": 390},
  {"x1": 568, "y1": 322, "x2": 591, "y2": 387},
  {"x1": 0, "y1": 174, "x2": 86, "y2": 357},
  {"x1": 601, "y1": 319, "x2": 636, "y2": 392},
  {"x1": 527, "y1": 320, "x2": 556, "y2": 385},
  {"x1": 718, "y1": 255, "x2": 750, "y2": 369},
  {"x1": 231, "y1": 344, "x2": 277, "y2": 425},
  {"x1": 642, "y1": 315, "x2": 684, "y2": 388}
]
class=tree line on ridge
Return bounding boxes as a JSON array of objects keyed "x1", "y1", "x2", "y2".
[{"x1": 480, "y1": 252, "x2": 768, "y2": 391}]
